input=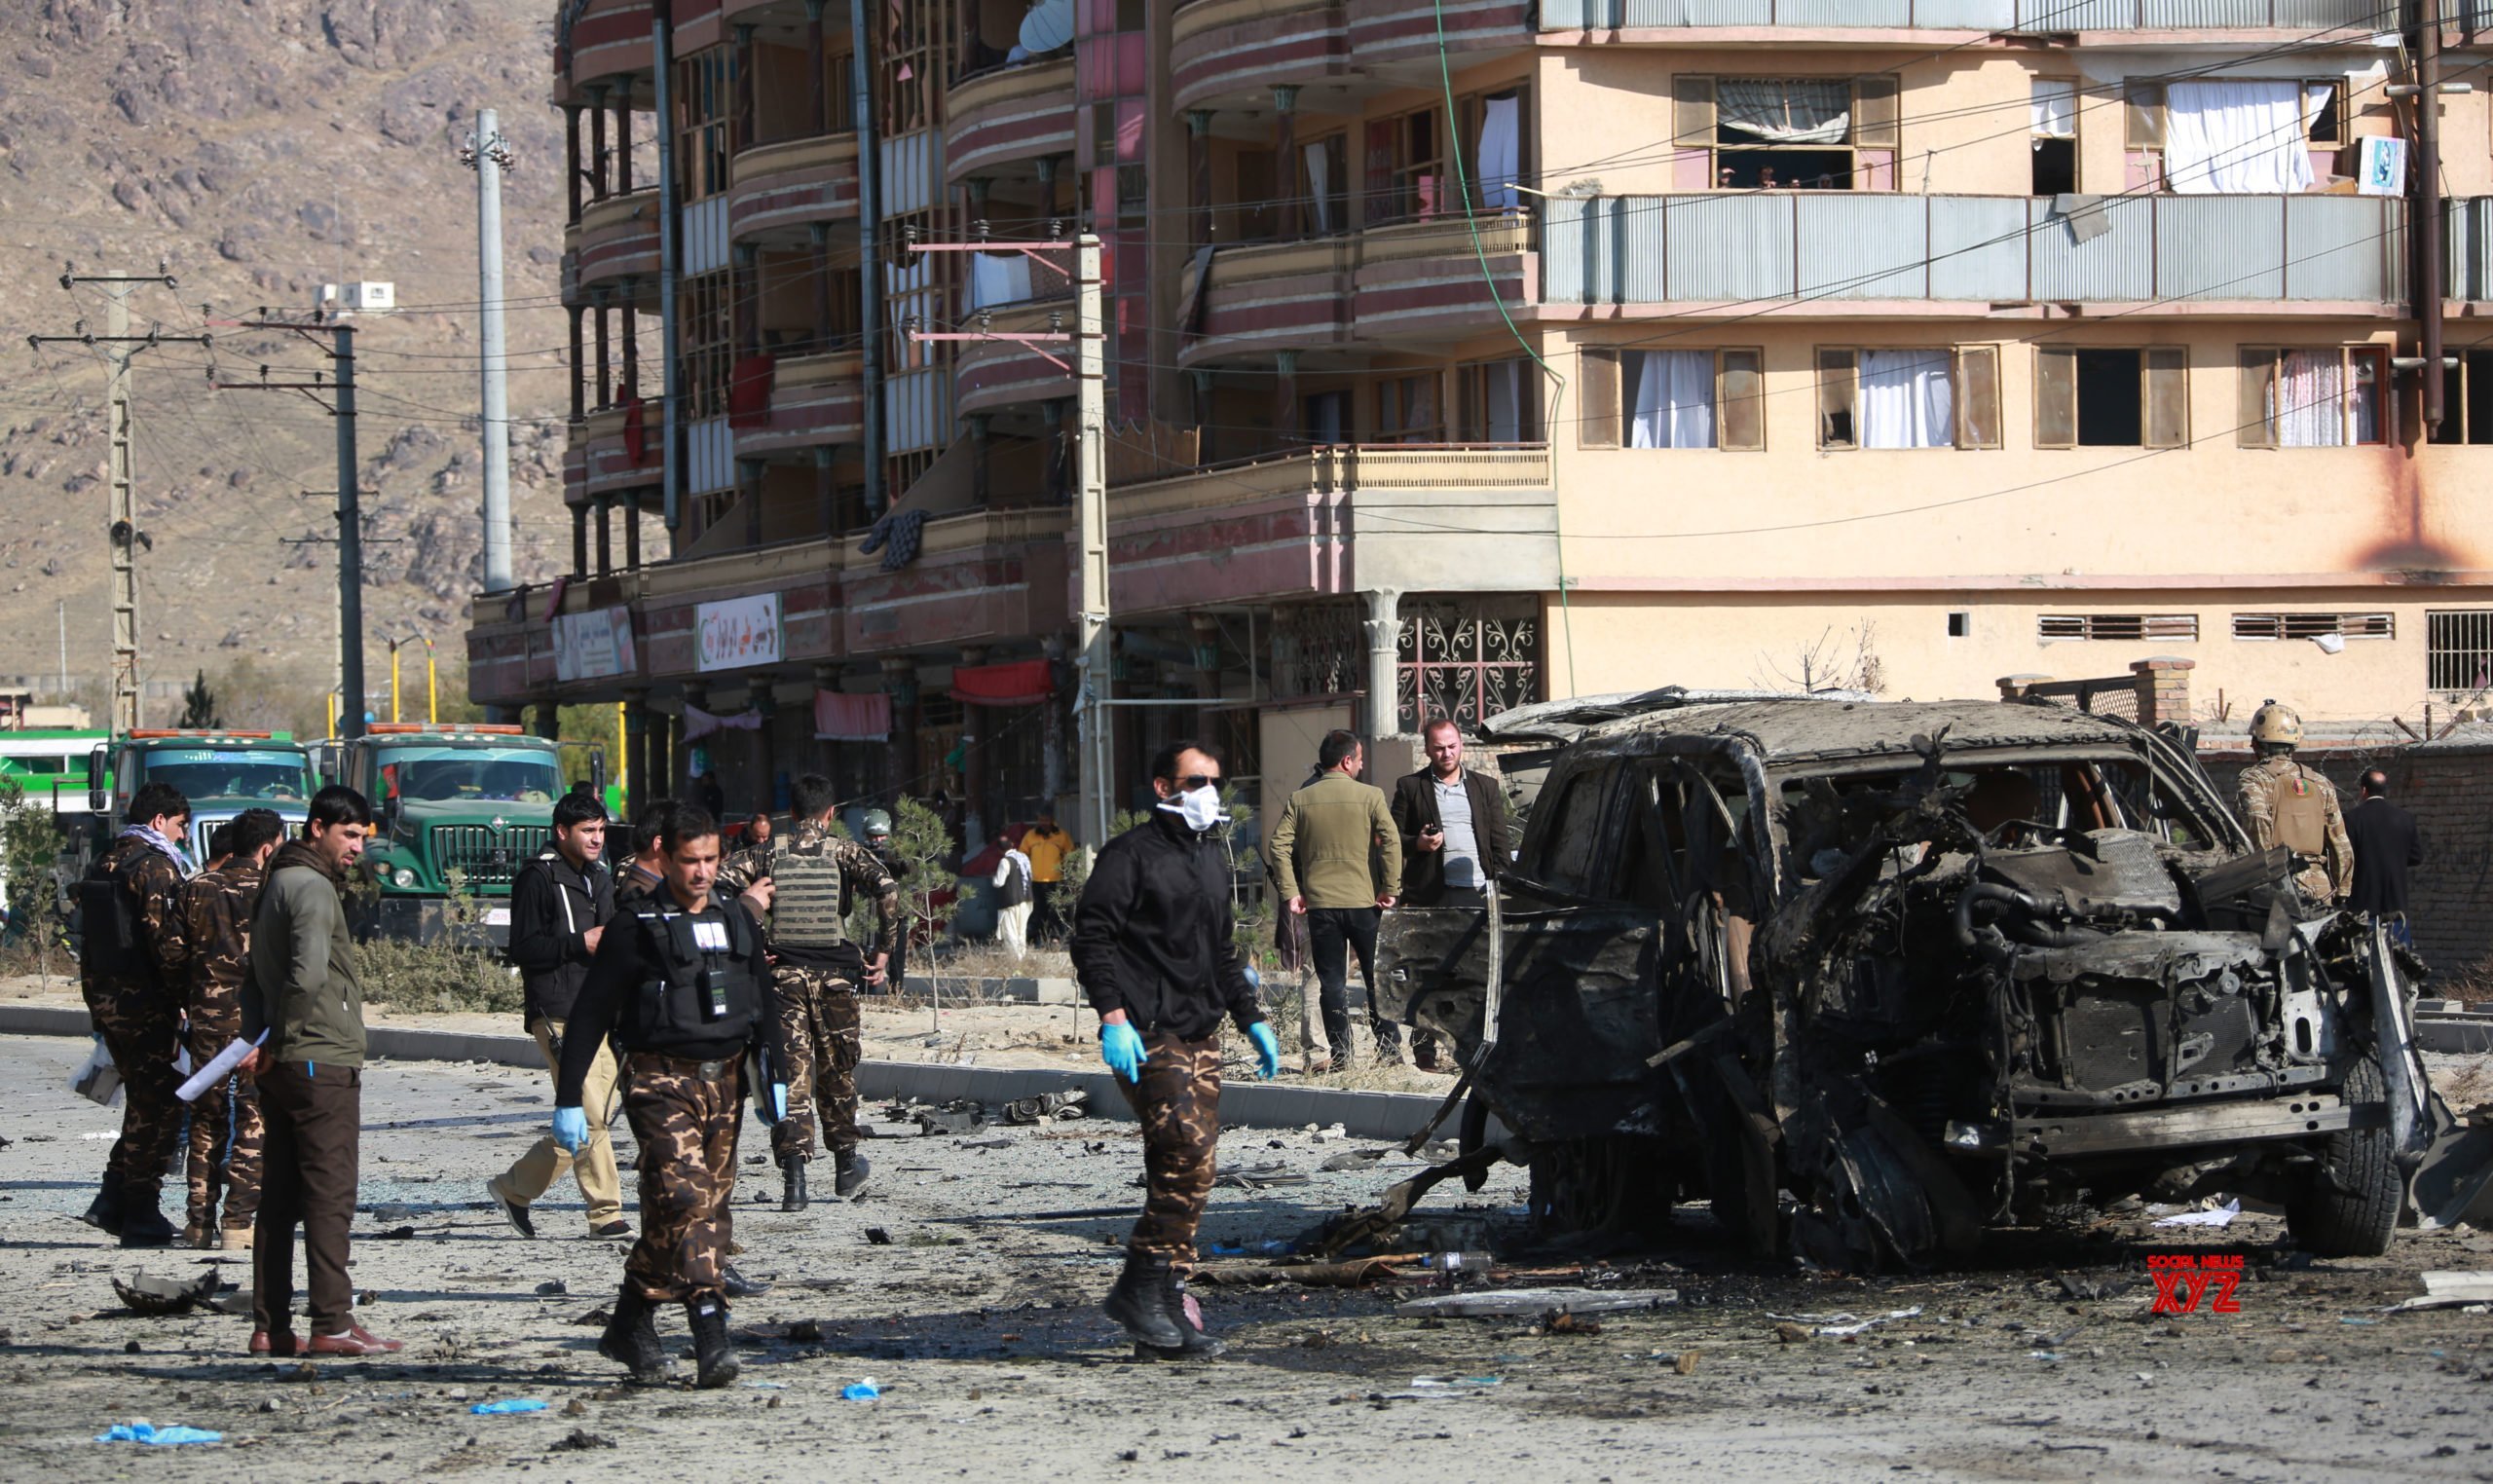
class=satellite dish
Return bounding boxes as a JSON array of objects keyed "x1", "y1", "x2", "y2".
[{"x1": 1019, "y1": 0, "x2": 1071, "y2": 55}]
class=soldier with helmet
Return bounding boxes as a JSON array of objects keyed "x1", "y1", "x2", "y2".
[
  {"x1": 2236, "y1": 701, "x2": 2353, "y2": 906},
  {"x1": 861, "y1": 807, "x2": 911, "y2": 993}
]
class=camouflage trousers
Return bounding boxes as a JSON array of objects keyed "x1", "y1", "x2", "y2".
[
  {"x1": 183, "y1": 1007, "x2": 264, "y2": 1234},
  {"x1": 1116, "y1": 1030, "x2": 1224, "y2": 1275},
  {"x1": 87, "y1": 987, "x2": 185, "y2": 1206},
  {"x1": 769, "y1": 968, "x2": 862, "y2": 1162},
  {"x1": 620, "y1": 1053, "x2": 745, "y2": 1304}
]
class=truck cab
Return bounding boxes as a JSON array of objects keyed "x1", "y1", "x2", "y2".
[
  {"x1": 325, "y1": 723, "x2": 603, "y2": 946},
  {"x1": 89, "y1": 729, "x2": 314, "y2": 863}
]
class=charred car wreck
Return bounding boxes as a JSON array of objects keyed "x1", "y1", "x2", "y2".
[{"x1": 1377, "y1": 693, "x2": 2444, "y2": 1270}]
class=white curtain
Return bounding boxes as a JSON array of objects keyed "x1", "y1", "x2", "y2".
[
  {"x1": 1629, "y1": 352, "x2": 1715, "y2": 449},
  {"x1": 1487, "y1": 360, "x2": 1522, "y2": 443},
  {"x1": 1716, "y1": 79, "x2": 1849, "y2": 145},
  {"x1": 2029, "y1": 80, "x2": 2076, "y2": 140},
  {"x1": 1304, "y1": 141, "x2": 1333, "y2": 233},
  {"x1": 1478, "y1": 95, "x2": 1521, "y2": 210},
  {"x1": 2165, "y1": 81, "x2": 2316, "y2": 196},
  {"x1": 969, "y1": 252, "x2": 1032, "y2": 310},
  {"x1": 1858, "y1": 350, "x2": 1954, "y2": 449},
  {"x1": 2273, "y1": 350, "x2": 2343, "y2": 447}
]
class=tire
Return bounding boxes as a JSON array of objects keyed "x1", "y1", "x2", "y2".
[{"x1": 2285, "y1": 1055, "x2": 2400, "y2": 1258}]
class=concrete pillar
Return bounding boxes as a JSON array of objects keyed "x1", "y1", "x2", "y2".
[
  {"x1": 813, "y1": 446, "x2": 837, "y2": 536},
  {"x1": 620, "y1": 279, "x2": 640, "y2": 401},
  {"x1": 564, "y1": 103, "x2": 583, "y2": 224},
  {"x1": 882, "y1": 657, "x2": 919, "y2": 804},
  {"x1": 623, "y1": 490, "x2": 643, "y2": 570},
  {"x1": 592, "y1": 287, "x2": 612, "y2": 408},
  {"x1": 808, "y1": 221, "x2": 833, "y2": 352},
  {"x1": 1186, "y1": 111, "x2": 1212, "y2": 248},
  {"x1": 587, "y1": 85, "x2": 609, "y2": 200},
  {"x1": 594, "y1": 495, "x2": 614, "y2": 575},
  {"x1": 532, "y1": 700, "x2": 560, "y2": 741},
  {"x1": 570, "y1": 503, "x2": 589, "y2": 578},
  {"x1": 752, "y1": 687, "x2": 778, "y2": 817},
  {"x1": 1041, "y1": 632, "x2": 1069, "y2": 809},
  {"x1": 623, "y1": 688, "x2": 650, "y2": 815},
  {"x1": 568, "y1": 304, "x2": 586, "y2": 421},
  {"x1": 615, "y1": 78, "x2": 633, "y2": 193},
  {"x1": 1272, "y1": 87, "x2": 1300, "y2": 241},
  {"x1": 958, "y1": 646, "x2": 986, "y2": 835},
  {"x1": 1190, "y1": 612, "x2": 1222, "y2": 739},
  {"x1": 739, "y1": 457, "x2": 763, "y2": 548},
  {"x1": 1361, "y1": 587, "x2": 1401, "y2": 743}
]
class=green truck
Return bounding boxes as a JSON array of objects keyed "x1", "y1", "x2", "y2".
[
  {"x1": 319, "y1": 723, "x2": 605, "y2": 946},
  {"x1": 88, "y1": 728, "x2": 315, "y2": 864}
]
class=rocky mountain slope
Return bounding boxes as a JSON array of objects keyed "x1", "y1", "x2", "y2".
[{"x1": 0, "y1": 0, "x2": 590, "y2": 729}]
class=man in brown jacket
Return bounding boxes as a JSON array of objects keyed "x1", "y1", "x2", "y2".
[
  {"x1": 1269, "y1": 729, "x2": 1401, "y2": 1069},
  {"x1": 241, "y1": 786, "x2": 398, "y2": 1358}
]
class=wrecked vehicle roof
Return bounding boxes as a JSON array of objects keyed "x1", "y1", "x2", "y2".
[{"x1": 1560, "y1": 696, "x2": 2149, "y2": 763}]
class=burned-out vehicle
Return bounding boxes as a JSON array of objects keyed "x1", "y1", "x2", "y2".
[{"x1": 1376, "y1": 691, "x2": 2442, "y2": 1269}]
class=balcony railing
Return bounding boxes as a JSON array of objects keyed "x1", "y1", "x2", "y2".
[
  {"x1": 1112, "y1": 442, "x2": 1552, "y2": 511},
  {"x1": 1538, "y1": 0, "x2": 2414, "y2": 28},
  {"x1": 1543, "y1": 193, "x2": 2403, "y2": 306}
]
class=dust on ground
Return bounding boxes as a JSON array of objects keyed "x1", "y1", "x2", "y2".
[{"x1": 4, "y1": 1035, "x2": 2491, "y2": 1483}]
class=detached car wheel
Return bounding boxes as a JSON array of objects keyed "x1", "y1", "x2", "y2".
[{"x1": 2285, "y1": 1056, "x2": 2400, "y2": 1258}]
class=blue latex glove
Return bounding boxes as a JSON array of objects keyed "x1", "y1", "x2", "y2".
[
  {"x1": 1247, "y1": 1021, "x2": 1281, "y2": 1081},
  {"x1": 1100, "y1": 1020, "x2": 1146, "y2": 1084},
  {"x1": 552, "y1": 1105, "x2": 589, "y2": 1154},
  {"x1": 772, "y1": 1083, "x2": 790, "y2": 1122}
]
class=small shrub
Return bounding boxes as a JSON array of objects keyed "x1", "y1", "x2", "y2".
[{"x1": 355, "y1": 935, "x2": 522, "y2": 1015}]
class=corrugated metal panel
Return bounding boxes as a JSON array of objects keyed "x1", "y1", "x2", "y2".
[
  {"x1": 1535, "y1": 0, "x2": 1609, "y2": 23},
  {"x1": 2454, "y1": 198, "x2": 2493, "y2": 302},
  {"x1": 1666, "y1": 194, "x2": 1792, "y2": 301},
  {"x1": 1619, "y1": 0, "x2": 1761, "y2": 21},
  {"x1": 884, "y1": 368, "x2": 951, "y2": 453},
  {"x1": 1778, "y1": 0, "x2": 1910, "y2": 21},
  {"x1": 683, "y1": 198, "x2": 729, "y2": 277},
  {"x1": 2272, "y1": 0, "x2": 2398, "y2": 22},
  {"x1": 2283, "y1": 196, "x2": 2395, "y2": 301},
  {"x1": 2160, "y1": 196, "x2": 2285, "y2": 301},
  {"x1": 1927, "y1": 196, "x2": 2029, "y2": 300},
  {"x1": 880, "y1": 130, "x2": 938, "y2": 218},
  {"x1": 1618, "y1": 198, "x2": 1666, "y2": 302},
  {"x1": 2016, "y1": 0, "x2": 2133, "y2": 26},
  {"x1": 1541, "y1": 196, "x2": 1588, "y2": 303},
  {"x1": 2141, "y1": 0, "x2": 2270, "y2": 23},
  {"x1": 687, "y1": 416, "x2": 732, "y2": 494},
  {"x1": 1913, "y1": 0, "x2": 2017, "y2": 23},
  {"x1": 1797, "y1": 195, "x2": 1925, "y2": 298},
  {"x1": 2028, "y1": 196, "x2": 2153, "y2": 300}
]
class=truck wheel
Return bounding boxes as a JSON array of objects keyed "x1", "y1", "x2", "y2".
[{"x1": 2285, "y1": 1056, "x2": 2400, "y2": 1258}]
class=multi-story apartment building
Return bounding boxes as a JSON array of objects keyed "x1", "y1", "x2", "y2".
[{"x1": 470, "y1": 0, "x2": 2493, "y2": 835}]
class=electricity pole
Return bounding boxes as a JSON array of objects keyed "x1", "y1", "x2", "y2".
[
  {"x1": 462, "y1": 112, "x2": 516, "y2": 592},
  {"x1": 28, "y1": 267, "x2": 210, "y2": 734}
]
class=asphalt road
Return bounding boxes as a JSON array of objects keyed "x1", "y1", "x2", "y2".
[{"x1": 3, "y1": 1033, "x2": 2489, "y2": 1482}]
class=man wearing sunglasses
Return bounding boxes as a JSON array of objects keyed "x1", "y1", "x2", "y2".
[{"x1": 1069, "y1": 740, "x2": 1280, "y2": 1359}]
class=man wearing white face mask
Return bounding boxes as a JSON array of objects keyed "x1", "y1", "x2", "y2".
[{"x1": 1070, "y1": 740, "x2": 1279, "y2": 1359}]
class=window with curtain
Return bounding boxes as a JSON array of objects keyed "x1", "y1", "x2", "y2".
[
  {"x1": 1378, "y1": 374, "x2": 1443, "y2": 443},
  {"x1": 1579, "y1": 349, "x2": 1763, "y2": 451},
  {"x1": 2237, "y1": 346, "x2": 2387, "y2": 448},
  {"x1": 1302, "y1": 390, "x2": 1350, "y2": 445},
  {"x1": 2030, "y1": 79, "x2": 2077, "y2": 195},
  {"x1": 1299, "y1": 133, "x2": 1349, "y2": 236},
  {"x1": 1458, "y1": 359, "x2": 1540, "y2": 444},
  {"x1": 1461, "y1": 88, "x2": 1527, "y2": 212},
  {"x1": 2149, "y1": 80, "x2": 2319, "y2": 195},
  {"x1": 1364, "y1": 108, "x2": 1443, "y2": 226},
  {"x1": 1817, "y1": 348, "x2": 2001, "y2": 451},
  {"x1": 967, "y1": 251, "x2": 1034, "y2": 311},
  {"x1": 1673, "y1": 74, "x2": 1897, "y2": 191}
]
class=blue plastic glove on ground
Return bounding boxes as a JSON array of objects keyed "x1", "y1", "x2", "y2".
[
  {"x1": 1100, "y1": 1020, "x2": 1146, "y2": 1084},
  {"x1": 552, "y1": 1105, "x2": 588, "y2": 1154},
  {"x1": 1247, "y1": 1022, "x2": 1281, "y2": 1081},
  {"x1": 772, "y1": 1083, "x2": 790, "y2": 1122}
]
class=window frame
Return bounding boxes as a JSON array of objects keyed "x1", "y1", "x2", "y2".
[
  {"x1": 1376, "y1": 372, "x2": 1446, "y2": 444},
  {"x1": 680, "y1": 269, "x2": 734, "y2": 422},
  {"x1": 2427, "y1": 610, "x2": 2493, "y2": 692},
  {"x1": 1456, "y1": 357, "x2": 1544, "y2": 444},
  {"x1": 1673, "y1": 73, "x2": 1900, "y2": 191},
  {"x1": 1814, "y1": 345, "x2": 2001, "y2": 452},
  {"x1": 2036, "y1": 613, "x2": 2201, "y2": 643},
  {"x1": 675, "y1": 47, "x2": 734, "y2": 204},
  {"x1": 2235, "y1": 345, "x2": 2390, "y2": 449},
  {"x1": 2230, "y1": 612, "x2": 2394, "y2": 642},
  {"x1": 1456, "y1": 84, "x2": 1532, "y2": 214},
  {"x1": 2034, "y1": 345, "x2": 2188, "y2": 451},
  {"x1": 1581, "y1": 347, "x2": 1765, "y2": 452},
  {"x1": 1363, "y1": 105, "x2": 1445, "y2": 228}
]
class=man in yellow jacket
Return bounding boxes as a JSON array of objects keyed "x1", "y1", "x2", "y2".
[{"x1": 1269, "y1": 729, "x2": 1400, "y2": 1070}]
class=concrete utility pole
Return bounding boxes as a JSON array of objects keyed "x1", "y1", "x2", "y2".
[
  {"x1": 463, "y1": 111, "x2": 516, "y2": 592},
  {"x1": 1072, "y1": 234, "x2": 1110, "y2": 849},
  {"x1": 29, "y1": 268, "x2": 209, "y2": 733}
]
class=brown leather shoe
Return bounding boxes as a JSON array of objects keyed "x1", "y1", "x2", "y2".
[
  {"x1": 306, "y1": 1324, "x2": 403, "y2": 1356},
  {"x1": 248, "y1": 1329, "x2": 298, "y2": 1357}
]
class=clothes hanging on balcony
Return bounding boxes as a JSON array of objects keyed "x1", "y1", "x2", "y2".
[
  {"x1": 1715, "y1": 79, "x2": 1849, "y2": 146},
  {"x1": 727, "y1": 354, "x2": 775, "y2": 428},
  {"x1": 2164, "y1": 81, "x2": 2315, "y2": 196},
  {"x1": 620, "y1": 395, "x2": 653, "y2": 465},
  {"x1": 1477, "y1": 95, "x2": 1521, "y2": 211},
  {"x1": 682, "y1": 704, "x2": 763, "y2": 745},
  {"x1": 969, "y1": 252, "x2": 1033, "y2": 311},
  {"x1": 949, "y1": 658, "x2": 1055, "y2": 708},
  {"x1": 813, "y1": 689, "x2": 893, "y2": 743},
  {"x1": 1627, "y1": 351, "x2": 1714, "y2": 450},
  {"x1": 1858, "y1": 350, "x2": 1954, "y2": 450}
]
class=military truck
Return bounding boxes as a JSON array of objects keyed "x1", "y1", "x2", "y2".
[
  {"x1": 87, "y1": 729, "x2": 315, "y2": 862},
  {"x1": 319, "y1": 723, "x2": 604, "y2": 946}
]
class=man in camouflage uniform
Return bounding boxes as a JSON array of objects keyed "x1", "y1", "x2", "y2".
[
  {"x1": 78, "y1": 781, "x2": 195, "y2": 1248},
  {"x1": 2237, "y1": 701, "x2": 2353, "y2": 905},
  {"x1": 720, "y1": 773, "x2": 897, "y2": 1208},
  {"x1": 169, "y1": 808, "x2": 285, "y2": 1248},
  {"x1": 552, "y1": 805, "x2": 782, "y2": 1389}
]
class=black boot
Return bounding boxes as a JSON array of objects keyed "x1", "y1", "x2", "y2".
[
  {"x1": 80, "y1": 1170, "x2": 125, "y2": 1235},
  {"x1": 1138, "y1": 1268, "x2": 1227, "y2": 1360},
  {"x1": 685, "y1": 1297, "x2": 740, "y2": 1389},
  {"x1": 779, "y1": 1155, "x2": 809, "y2": 1212},
  {"x1": 1103, "y1": 1251, "x2": 1184, "y2": 1349},
  {"x1": 597, "y1": 1285, "x2": 672, "y2": 1385},
  {"x1": 833, "y1": 1148, "x2": 871, "y2": 1199},
  {"x1": 117, "y1": 1194, "x2": 175, "y2": 1249}
]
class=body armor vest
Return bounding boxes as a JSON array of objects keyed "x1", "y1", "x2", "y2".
[
  {"x1": 618, "y1": 900, "x2": 763, "y2": 1051},
  {"x1": 2267, "y1": 768, "x2": 2330, "y2": 857},
  {"x1": 78, "y1": 849, "x2": 149, "y2": 984},
  {"x1": 767, "y1": 848, "x2": 849, "y2": 949}
]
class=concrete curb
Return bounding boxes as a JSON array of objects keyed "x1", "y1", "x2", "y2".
[
  {"x1": 2420, "y1": 1016, "x2": 2493, "y2": 1055},
  {"x1": 1, "y1": 1003, "x2": 1455, "y2": 1143}
]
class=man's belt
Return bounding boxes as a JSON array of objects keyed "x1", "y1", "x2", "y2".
[{"x1": 631, "y1": 1052, "x2": 739, "y2": 1083}]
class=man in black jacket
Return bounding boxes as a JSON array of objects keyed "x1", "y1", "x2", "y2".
[
  {"x1": 1388, "y1": 719, "x2": 1511, "y2": 1072},
  {"x1": 1071, "y1": 740, "x2": 1279, "y2": 1360},
  {"x1": 2346, "y1": 768, "x2": 2426, "y2": 945},
  {"x1": 550, "y1": 806, "x2": 782, "y2": 1390},
  {"x1": 489, "y1": 792, "x2": 623, "y2": 1239}
]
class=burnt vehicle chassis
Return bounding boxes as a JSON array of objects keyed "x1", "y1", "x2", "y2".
[{"x1": 1376, "y1": 694, "x2": 2440, "y2": 1270}]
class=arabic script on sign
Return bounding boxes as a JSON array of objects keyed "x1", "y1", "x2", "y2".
[{"x1": 696, "y1": 593, "x2": 783, "y2": 674}]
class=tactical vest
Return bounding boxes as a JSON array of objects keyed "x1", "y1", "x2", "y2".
[
  {"x1": 78, "y1": 849, "x2": 148, "y2": 984},
  {"x1": 2265, "y1": 767, "x2": 2331, "y2": 857},
  {"x1": 618, "y1": 900, "x2": 763, "y2": 1052},
  {"x1": 768, "y1": 848, "x2": 850, "y2": 950}
]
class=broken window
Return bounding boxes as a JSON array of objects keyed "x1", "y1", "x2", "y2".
[
  {"x1": 1535, "y1": 764, "x2": 1616, "y2": 897},
  {"x1": 2424, "y1": 347, "x2": 2493, "y2": 445},
  {"x1": 1816, "y1": 347, "x2": 2001, "y2": 450},
  {"x1": 2030, "y1": 79, "x2": 2077, "y2": 196},
  {"x1": 2236, "y1": 346, "x2": 2387, "y2": 448},
  {"x1": 2427, "y1": 611, "x2": 2493, "y2": 692},
  {"x1": 1674, "y1": 73, "x2": 1898, "y2": 190},
  {"x1": 2037, "y1": 613, "x2": 2200, "y2": 642},
  {"x1": 2231, "y1": 612, "x2": 2394, "y2": 642},
  {"x1": 2035, "y1": 347, "x2": 2186, "y2": 449}
]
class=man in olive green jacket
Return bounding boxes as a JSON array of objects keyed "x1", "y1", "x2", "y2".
[
  {"x1": 1269, "y1": 729, "x2": 1401, "y2": 1068},
  {"x1": 240, "y1": 786, "x2": 399, "y2": 1358}
]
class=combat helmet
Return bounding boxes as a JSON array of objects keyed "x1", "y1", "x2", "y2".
[{"x1": 2249, "y1": 700, "x2": 2303, "y2": 750}]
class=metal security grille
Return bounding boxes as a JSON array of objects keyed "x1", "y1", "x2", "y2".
[
  {"x1": 2428, "y1": 611, "x2": 2493, "y2": 692},
  {"x1": 2036, "y1": 613, "x2": 2198, "y2": 642},
  {"x1": 430, "y1": 824, "x2": 551, "y2": 887},
  {"x1": 1399, "y1": 599, "x2": 1542, "y2": 732},
  {"x1": 2231, "y1": 612, "x2": 2394, "y2": 641}
]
